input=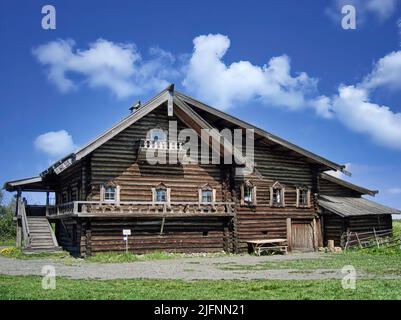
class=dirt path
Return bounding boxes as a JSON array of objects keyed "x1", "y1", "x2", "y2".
[{"x1": 0, "y1": 252, "x2": 369, "y2": 280}]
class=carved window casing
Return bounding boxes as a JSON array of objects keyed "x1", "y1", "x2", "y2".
[
  {"x1": 296, "y1": 186, "x2": 311, "y2": 208},
  {"x1": 100, "y1": 181, "x2": 120, "y2": 203},
  {"x1": 270, "y1": 181, "x2": 285, "y2": 207},
  {"x1": 198, "y1": 184, "x2": 216, "y2": 204},
  {"x1": 152, "y1": 183, "x2": 171, "y2": 203},
  {"x1": 240, "y1": 180, "x2": 257, "y2": 206}
]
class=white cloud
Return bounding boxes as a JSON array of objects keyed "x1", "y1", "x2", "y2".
[
  {"x1": 331, "y1": 85, "x2": 401, "y2": 149},
  {"x1": 34, "y1": 130, "x2": 77, "y2": 158},
  {"x1": 388, "y1": 187, "x2": 401, "y2": 194},
  {"x1": 362, "y1": 51, "x2": 401, "y2": 90},
  {"x1": 327, "y1": 0, "x2": 398, "y2": 23},
  {"x1": 32, "y1": 39, "x2": 176, "y2": 99},
  {"x1": 182, "y1": 34, "x2": 331, "y2": 117}
]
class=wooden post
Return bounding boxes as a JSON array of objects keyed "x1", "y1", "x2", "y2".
[
  {"x1": 373, "y1": 228, "x2": 380, "y2": 248},
  {"x1": 16, "y1": 218, "x2": 22, "y2": 247},
  {"x1": 312, "y1": 218, "x2": 318, "y2": 251},
  {"x1": 355, "y1": 232, "x2": 362, "y2": 248},
  {"x1": 328, "y1": 240, "x2": 334, "y2": 252},
  {"x1": 286, "y1": 217, "x2": 292, "y2": 251},
  {"x1": 85, "y1": 222, "x2": 92, "y2": 257}
]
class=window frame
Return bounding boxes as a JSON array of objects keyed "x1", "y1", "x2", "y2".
[
  {"x1": 148, "y1": 128, "x2": 167, "y2": 142},
  {"x1": 270, "y1": 181, "x2": 285, "y2": 207},
  {"x1": 296, "y1": 187, "x2": 311, "y2": 208},
  {"x1": 198, "y1": 184, "x2": 216, "y2": 204},
  {"x1": 152, "y1": 183, "x2": 171, "y2": 203},
  {"x1": 240, "y1": 181, "x2": 257, "y2": 206},
  {"x1": 100, "y1": 182, "x2": 120, "y2": 203}
]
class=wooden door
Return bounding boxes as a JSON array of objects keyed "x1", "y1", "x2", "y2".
[{"x1": 291, "y1": 222, "x2": 314, "y2": 251}]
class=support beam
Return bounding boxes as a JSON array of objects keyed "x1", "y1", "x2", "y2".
[{"x1": 286, "y1": 217, "x2": 292, "y2": 251}]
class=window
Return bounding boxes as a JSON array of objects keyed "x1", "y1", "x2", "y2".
[
  {"x1": 297, "y1": 187, "x2": 310, "y2": 208},
  {"x1": 201, "y1": 190, "x2": 213, "y2": 203},
  {"x1": 149, "y1": 128, "x2": 166, "y2": 141},
  {"x1": 100, "y1": 183, "x2": 120, "y2": 202},
  {"x1": 244, "y1": 185, "x2": 253, "y2": 203},
  {"x1": 156, "y1": 188, "x2": 167, "y2": 202},
  {"x1": 104, "y1": 186, "x2": 116, "y2": 201},
  {"x1": 270, "y1": 182, "x2": 285, "y2": 207},
  {"x1": 152, "y1": 183, "x2": 170, "y2": 203},
  {"x1": 199, "y1": 184, "x2": 215, "y2": 204},
  {"x1": 241, "y1": 181, "x2": 256, "y2": 206}
]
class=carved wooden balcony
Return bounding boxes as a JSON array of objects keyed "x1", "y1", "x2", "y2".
[
  {"x1": 137, "y1": 139, "x2": 187, "y2": 163},
  {"x1": 47, "y1": 201, "x2": 235, "y2": 218}
]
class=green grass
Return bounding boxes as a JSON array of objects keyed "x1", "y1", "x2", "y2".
[
  {"x1": 1, "y1": 275, "x2": 401, "y2": 300},
  {"x1": 86, "y1": 251, "x2": 188, "y2": 263},
  {"x1": 217, "y1": 249, "x2": 401, "y2": 276},
  {"x1": 0, "y1": 238, "x2": 15, "y2": 246}
]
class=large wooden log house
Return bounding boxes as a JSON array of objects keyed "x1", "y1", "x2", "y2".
[{"x1": 4, "y1": 85, "x2": 400, "y2": 256}]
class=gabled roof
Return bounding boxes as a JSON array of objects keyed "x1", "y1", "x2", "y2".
[
  {"x1": 319, "y1": 195, "x2": 401, "y2": 217},
  {"x1": 175, "y1": 91, "x2": 347, "y2": 174},
  {"x1": 320, "y1": 173, "x2": 378, "y2": 197},
  {"x1": 36, "y1": 85, "x2": 347, "y2": 176}
]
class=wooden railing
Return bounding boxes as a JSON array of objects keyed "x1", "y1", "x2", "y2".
[
  {"x1": 139, "y1": 139, "x2": 185, "y2": 151},
  {"x1": 18, "y1": 199, "x2": 31, "y2": 247},
  {"x1": 47, "y1": 201, "x2": 235, "y2": 217}
]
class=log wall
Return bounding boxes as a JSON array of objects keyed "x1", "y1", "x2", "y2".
[{"x1": 60, "y1": 216, "x2": 232, "y2": 256}]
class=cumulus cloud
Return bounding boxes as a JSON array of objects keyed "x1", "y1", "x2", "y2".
[
  {"x1": 32, "y1": 39, "x2": 176, "y2": 99},
  {"x1": 182, "y1": 34, "x2": 331, "y2": 117},
  {"x1": 331, "y1": 85, "x2": 401, "y2": 149},
  {"x1": 327, "y1": 0, "x2": 398, "y2": 23},
  {"x1": 34, "y1": 130, "x2": 77, "y2": 158},
  {"x1": 32, "y1": 34, "x2": 401, "y2": 151}
]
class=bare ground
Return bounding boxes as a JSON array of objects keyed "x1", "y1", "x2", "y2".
[{"x1": 0, "y1": 252, "x2": 373, "y2": 280}]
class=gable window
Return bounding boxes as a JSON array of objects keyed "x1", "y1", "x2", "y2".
[
  {"x1": 100, "y1": 182, "x2": 120, "y2": 203},
  {"x1": 152, "y1": 183, "x2": 171, "y2": 203},
  {"x1": 241, "y1": 181, "x2": 257, "y2": 206},
  {"x1": 198, "y1": 184, "x2": 216, "y2": 204},
  {"x1": 149, "y1": 128, "x2": 166, "y2": 142},
  {"x1": 296, "y1": 187, "x2": 311, "y2": 208},
  {"x1": 104, "y1": 186, "x2": 116, "y2": 202},
  {"x1": 270, "y1": 182, "x2": 285, "y2": 207}
]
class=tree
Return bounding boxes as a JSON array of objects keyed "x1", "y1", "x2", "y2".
[{"x1": 0, "y1": 190, "x2": 16, "y2": 242}]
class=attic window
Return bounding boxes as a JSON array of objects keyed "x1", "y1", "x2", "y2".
[
  {"x1": 105, "y1": 186, "x2": 116, "y2": 202},
  {"x1": 100, "y1": 182, "x2": 120, "y2": 203},
  {"x1": 270, "y1": 182, "x2": 285, "y2": 207},
  {"x1": 149, "y1": 128, "x2": 166, "y2": 142},
  {"x1": 241, "y1": 181, "x2": 257, "y2": 206}
]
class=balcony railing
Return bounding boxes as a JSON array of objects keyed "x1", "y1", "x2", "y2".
[
  {"x1": 47, "y1": 201, "x2": 235, "y2": 217},
  {"x1": 137, "y1": 139, "x2": 187, "y2": 163},
  {"x1": 139, "y1": 139, "x2": 184, "y2": 151}
]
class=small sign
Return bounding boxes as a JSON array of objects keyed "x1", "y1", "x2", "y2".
[{"x1": 123, "y1": 229, "x2": 131, "y2": 236}]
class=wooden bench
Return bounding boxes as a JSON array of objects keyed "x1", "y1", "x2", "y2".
[{"x1": 246, "y1": 239, "x2": 288, "y2": 256}]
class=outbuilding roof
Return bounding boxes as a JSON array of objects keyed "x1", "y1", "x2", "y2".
[{"x1": 319, "y1": 195, "x2": 401, "y2": 217}]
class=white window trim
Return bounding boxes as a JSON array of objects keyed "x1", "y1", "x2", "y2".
[
  {"x1": 100, "y1": 184, "x2": 120, "y2": 203},
  {"x1": 270, "y1": 182, "x2": 285, "y2": 207},
  {"x1": 240, "y1": 181, "x2": 257, "y2": 206},
  {"x1": 296, "y1": 187, "x2": 311, "y2": 208},
  {"x1": 198, "y1": 184, "x2": 216, "y2": 204},
  {"x1": 152, "y1": 183, "x2": 171, "y2": 203}
]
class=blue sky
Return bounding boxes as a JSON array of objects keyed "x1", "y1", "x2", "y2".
[{"x1": 1, "y1": 0, "x2": 401, "y2": 210}]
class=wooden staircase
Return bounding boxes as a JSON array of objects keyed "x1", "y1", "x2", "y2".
[
  {"x1": 17, "y1": 198, "x2": 62, "y2": 254},
  {"x1": 23, "y1": 216, "x2": 61, "y2": 253}
]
